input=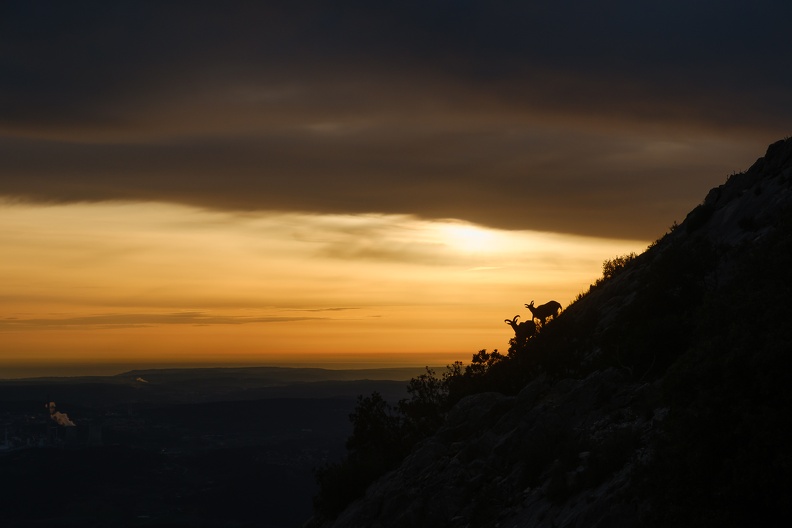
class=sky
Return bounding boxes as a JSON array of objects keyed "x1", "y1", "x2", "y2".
[{"x1": 1, "y1": 1, "x2": 791, "y2": 377}]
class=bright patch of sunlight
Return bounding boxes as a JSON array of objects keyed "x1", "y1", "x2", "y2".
[{"x1": 436, "y1": 221, "x2": 502, "y2": 254}]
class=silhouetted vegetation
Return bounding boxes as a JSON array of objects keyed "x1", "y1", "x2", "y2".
[
  {"x1": 601, "y1": 252, "x2": 638, "y2": 281},
  {"x1": 313, "y1": 392, "x2": 411, "y2": 518}
]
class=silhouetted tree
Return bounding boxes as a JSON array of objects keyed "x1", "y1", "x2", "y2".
[
  {"x1": 314, "y1": 392, "x2": 409, "y2": 519},
  {"x1": 399, "y1": 368, "x2": 448, "y2": 438}
]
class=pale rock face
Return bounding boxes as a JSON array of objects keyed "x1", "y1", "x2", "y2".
[{"x1": 690, "y1": 139, "x2": 792, "y2": 247}]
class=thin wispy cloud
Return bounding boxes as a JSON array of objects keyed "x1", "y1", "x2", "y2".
[
  {"x1": 0, "y1": 312, "x2": 323, "y2": 330},
  {"x1": 291, "y1": 307, "x2": 360, "y2": 313}
]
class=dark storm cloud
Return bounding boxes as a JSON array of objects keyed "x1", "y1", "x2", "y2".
[{"x1": 1, "y1": 1, "x2": 791, "y2": 239}]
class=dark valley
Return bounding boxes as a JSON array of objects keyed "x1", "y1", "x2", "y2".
[{"x1": 0, "y1": 367, "x2": 425, "y2": 527}]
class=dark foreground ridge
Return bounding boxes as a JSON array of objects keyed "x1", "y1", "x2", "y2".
[{"x1": 308, "y1": 137, "x2": 792, "y2": 528}]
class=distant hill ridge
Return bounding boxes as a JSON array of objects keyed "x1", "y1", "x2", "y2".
[
  {"x1": 0, "y1": 365, "x2": 427, "y2": 384},
  {"x1": 118, "y1": 365, "x2": 429, "y2": 383},
  {"x1": 308, "y1": 137, "x2": 792, "y2": 528},
  {"x1": 0, "y1": 366, "x2": 430, "y2": 407}
]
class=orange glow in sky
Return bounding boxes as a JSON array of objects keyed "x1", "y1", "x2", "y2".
[{"x1": 0, "y1": 201, "x2": 646, "y2": 377}]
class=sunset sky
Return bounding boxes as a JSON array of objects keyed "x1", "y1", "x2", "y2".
[{"x1": 2, "y1": 1, "x2": 790, "y2": 377}]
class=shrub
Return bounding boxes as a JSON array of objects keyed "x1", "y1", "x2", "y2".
[{"x1": 602, "y1": 252, "x2": 638, "y2": 281}]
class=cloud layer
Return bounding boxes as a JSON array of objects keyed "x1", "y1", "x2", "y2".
[{"x1": 2, "y1": 1, "x2": 790, "y2": 239}]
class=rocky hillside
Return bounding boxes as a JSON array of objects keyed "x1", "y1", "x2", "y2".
[{"x1": 308, "y1": 137, "x2": 792, "y2": 528}]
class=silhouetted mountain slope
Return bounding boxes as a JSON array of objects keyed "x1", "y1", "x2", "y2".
[{"x1": 309, "y1": 137, "x2": 792, "y2": 528}]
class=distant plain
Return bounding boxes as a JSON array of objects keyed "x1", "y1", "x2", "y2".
[{"x1": 0, "y1": 366, "x2": 424, "y2": 527}]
